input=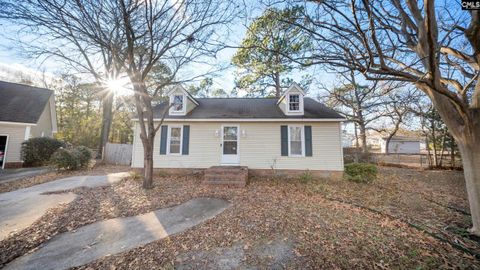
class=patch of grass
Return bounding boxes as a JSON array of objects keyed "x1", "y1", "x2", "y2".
[
  {"x1": 299, "y1": 171, "x2": 314, "y2": 184},
  {"x1": 129, "y1": 171, "x2": 142, "y2": 181},
  {"x1": 155, "y1": 170, "x2": 168, "y2": 177}
]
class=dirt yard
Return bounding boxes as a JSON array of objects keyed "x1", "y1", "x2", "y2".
[{"x1": 1, "y1": 166, "x2": 479, "y2": 269}]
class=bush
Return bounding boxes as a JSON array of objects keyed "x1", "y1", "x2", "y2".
[
  {"x1": 21, "y1": 137, "x2": 65, "y2": 166},
  {"x1": 299, "y1": 171, "x2": 314, "y2": 184},
  {"x1": 74, "y1": 146, "x2": 92, "y2": 168},
  {"x1": 50, "y1": 146, "x2": 92, "y2": 171},
  {"x1": 344, "y1": 163, "x2": 377, "y2": 183}
]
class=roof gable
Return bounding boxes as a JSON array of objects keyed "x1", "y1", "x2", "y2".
[{"x1": 0, "y1": 81, "x2": 53, "y2": 124}]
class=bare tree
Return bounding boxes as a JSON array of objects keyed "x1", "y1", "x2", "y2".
[
  {"x1": 279, "y1": 0, "x2": 480, "y2": 236},
  {"x1": 380, "y1": 88, "x2": 420, "y2": 153},
  {"x1": 0, "y1": 1, "x2": 126, "y2": 160},
  {"x1": 1, "y1": 0, "x2": 236, "y2": 188},
  {"x1": 324, "y1": 71, "x2": 396, "y2": 153}
]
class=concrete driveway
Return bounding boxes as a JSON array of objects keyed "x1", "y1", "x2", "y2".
[
  {"x1": 0, "y1": 172, "x2": 129, "y2": 240},
  {"x1": 0, "y1": 167, "x2": 51, "y2": 183},
  {"x1": 5, "y1": 198, "x2": 230, "y2": 270}
]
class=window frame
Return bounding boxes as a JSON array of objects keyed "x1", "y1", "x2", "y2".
[
  {"x1": 172, "y1": 94, "x2": 185, "y2": 113},
  {"x1": 167, "y1": 125, "x2": 183, "y2": 155},
  {"x1": 287, "y1": 125, "x2": 305, "y2": 157},
  {"x1": 288, "y1": 94, "x2": 300, "y2": 112}
]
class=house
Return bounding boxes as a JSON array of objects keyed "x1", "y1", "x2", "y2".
[
  {"x1": 132, "y1": 84, "x2": 345, "y2": 180},
  {"x1": 380, "y1": 136, "x2": 421, "y2": 154},
  {"x1": 0, "y1": 81, "x2": 57, "y2": 169}
]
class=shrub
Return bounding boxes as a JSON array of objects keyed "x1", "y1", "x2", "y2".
[
  {"x1": 50, "y1": 146, "x2": 92, "y2": 171},
  {"x1": 50, "y1": 148, "x2": 79, "y2": 170},
  {"x1": 299, "y1": 171, "x2": 314, "y2": 184},
  {"x1": 74, "y1": 146, "x2": 92, "y2": 168},
  {"x1": 21, "y1": 137, "x2": 65, "y2": 166},
  {"x1": 344, "y1": 163, "x2": 377, "y2": 183}
]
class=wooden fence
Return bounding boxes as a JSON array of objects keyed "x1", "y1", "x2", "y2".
[{"x1": 104, "y1": 143, "x2": 132, "y2": 165}]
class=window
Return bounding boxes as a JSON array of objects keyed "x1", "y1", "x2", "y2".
[
  {"x1": 168, "y1": 126, "x2": 182, "y2": 154},
  {"x1": 289, "y1": 94, "x2": 300, "y2": 111},
  {"x1": 289, "y1": 126, "x2": 303, "y2": 156},
  {"x1": 173, "y1": 95, "x2": 184, "y2": 111}
]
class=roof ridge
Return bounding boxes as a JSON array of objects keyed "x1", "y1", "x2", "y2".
[{"x1": 0, "y1": 80, "x2": 53, "y2": 93}]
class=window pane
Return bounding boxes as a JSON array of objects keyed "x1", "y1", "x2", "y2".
[
  {"x1": 289, "y1": 94, "x2": 300, "y2": 111},
  {"x1": 170, "y1": 144, "x2": 180, "y2": 153},
  {"x1": 223, "y1": 141, "x2": 237, "y2": 154},
  {"x1": 289, "y1": 126, "x2": 303, "y2": 155},
  {"x1": 171, "y1": 127, "x2": 181, "y2": 138},
  {"x1": 169, "y1": 128, "x2": 181, "y2": 153},
  {"x1": 291, "y1": 141, "x2": 302, "y2": 155},
  {"x1": 173, "y1": 95, "x2": 183, "y2": 111},
  {"x1": 290, "y1": 127, "x2": 301, "y2": 141},
  {"x1": 223, "y1": 127, "x2": 237, "y2": 140}
]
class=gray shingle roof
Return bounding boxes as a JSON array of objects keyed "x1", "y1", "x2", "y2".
[
  {"x1": 152, "y1": 97, "x2": 344, "y2": 119},
  {"x1": 0, "y1": 81, "x2": 53, "y2": 124}
]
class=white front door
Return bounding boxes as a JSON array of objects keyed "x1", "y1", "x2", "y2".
[{"x1": 221, "y1": 125, "x2": 239, "y2": 164}]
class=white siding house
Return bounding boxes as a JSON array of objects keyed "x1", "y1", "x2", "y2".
[
  {"x1": 0, "y1": 81, "x2": 57, "y2": 169},
  {"x1": 132, "y1": 84, "x2": 345, "y2": 177},
  {"x1": 380, "y1": 136, "x2": 421, "y2": 154}
]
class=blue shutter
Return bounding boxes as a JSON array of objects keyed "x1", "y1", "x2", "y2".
[
  {"x1": 305, "y1": 126, "x2": 312, "y2": 157},
  {"x1": 160, "y1": 125, "x2": 168, "y2": 155},
  {"x1": 281, "y1": 125, "x2": 288, "y2": 156},
  {"x1": 182, "y1": 125, "x2": 190, "y2": 155}
]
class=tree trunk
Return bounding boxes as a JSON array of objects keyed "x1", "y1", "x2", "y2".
[
  {"x1": 450, "y1": 135, "x2": 455, "y2": 169},
  {"x1": 431, "y1": 120, "x2": 438, "y2": 167},
  {"x1": 353, "y1": 122, "x2": 359, "y2": 163},
  {"x1": 439, "y1": 133, "x2": 446, "y2": 167},
  {"x1": 142, "y1": 137, "x2": 154, "y2": 189},
  {"x1": 97, "y1": 91, "x2": 114, "y2": 159},
  {"x1": 458, "y1": 141, "x2": 480, "y2": 236},
  {"x1": 385, "y1": 136, "x2": 392, "y2": 154},
  {"x1": 425, "y1": 136, "x2": 432, "y2": 167},
  {"x1": 358, "y1": 122, "x2": 367, "y2": 154},
  {"x1": 274, "y1": 72, "x2": 281, "y2": 98}
]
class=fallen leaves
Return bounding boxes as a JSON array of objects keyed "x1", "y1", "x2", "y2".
[{"x1": 0, "y1": 166, "x2": 479, "y2": 269}]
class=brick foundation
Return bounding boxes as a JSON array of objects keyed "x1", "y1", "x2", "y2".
[
  {"x1": 4, "y1": 162, "x2": 23, "y2": 169},
  {"x1": 148, "y1": 167, "x2": 343, "y2": 180},
  {"x1": 249, "y1": 169, "x2": 343, "y2": 180}
]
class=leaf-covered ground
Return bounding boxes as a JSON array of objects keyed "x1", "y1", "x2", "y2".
[{"x1": 1, "y1": 166, "x2": 479, "y2": 269}]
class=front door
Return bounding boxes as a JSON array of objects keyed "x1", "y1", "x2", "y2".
[{"x1": 221, "y1": 125, "x2": 239, "y2": 164}]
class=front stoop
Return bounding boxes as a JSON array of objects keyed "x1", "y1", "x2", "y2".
[{"x1": 204, "y1": 166, "x2": 248, "y2": 187}]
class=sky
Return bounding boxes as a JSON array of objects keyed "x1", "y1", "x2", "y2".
[{"x1": 0, "y1": 1, "x2": 338, "y2": 99}]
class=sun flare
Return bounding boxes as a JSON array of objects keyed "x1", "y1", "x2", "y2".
[{"x1": 106, "y1": 77, "x2": 132, "y2": 96}]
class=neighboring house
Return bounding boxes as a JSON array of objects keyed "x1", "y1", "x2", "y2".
[
  {"x1": 132, "y1": 84, "x2": 345, "y2": 178},
  {"x1": 0, "y1": 81, "x2": 57, "y2": 169},
  {"x1": 380, "y1": 136, "x2": 421, "y2": 154}
]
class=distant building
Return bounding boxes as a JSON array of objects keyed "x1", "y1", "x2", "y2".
[{"x1": 380, "y1": 136, "x2": 421, "y2": 154}]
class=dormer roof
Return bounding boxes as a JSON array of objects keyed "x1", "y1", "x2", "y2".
[
  {"x1": 277, "y1": 83, "x2": 305, "y2": 105},
  {"x1": 166, "y1": 85, "x2": 199, "y2": 105}
]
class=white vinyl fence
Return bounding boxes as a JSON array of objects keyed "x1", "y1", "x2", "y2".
[{"x1": 104, "y1": 143, "x2": 132, "y2": 165}]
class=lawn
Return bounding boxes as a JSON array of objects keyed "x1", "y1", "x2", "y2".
[{"x1": 1, "y1": 166, "x2": 479, "y2": 269}]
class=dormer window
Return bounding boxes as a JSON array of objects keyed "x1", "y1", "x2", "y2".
[
  {"x1": 278, "y1": 83, "x2": 305, "y2": 116},
  {"x1": 173, "y1": 95, "x2": 184, "y2": 112},
  {"x1": 289, "y1": 94, "x2": 300, "y2": 111}
]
